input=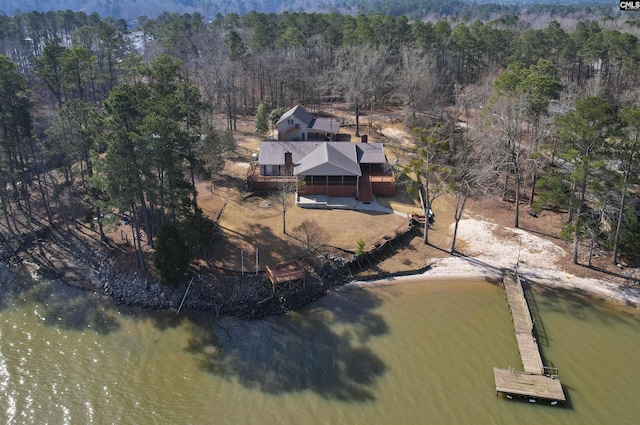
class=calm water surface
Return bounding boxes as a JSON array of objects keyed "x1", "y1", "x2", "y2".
[{"x1": 1, "y1": 266, "x2": 639, "y2": 424}]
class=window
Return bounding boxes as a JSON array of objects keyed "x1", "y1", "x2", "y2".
[
  {"x1": 344, "y1": 176, "x2": 357, "y2": 185},
  {"x1": 312, "y1": 176, "x2": 327, "y2": 186},
  {"x1": 328, "y1": 176, "x2": 342, "y2": 186}
]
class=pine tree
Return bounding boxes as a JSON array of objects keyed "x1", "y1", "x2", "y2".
[
  {"x1": 154, "y1": 224, "x2": 189, "y2": 287},
  {"x1": 254, "y1": 102, "x2": 269, "y2": 136}
]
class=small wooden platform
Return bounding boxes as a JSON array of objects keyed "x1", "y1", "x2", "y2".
[
  {"x1": 409, "y1": 213, "x2": 426, "y2": 225},
  {"x1": 266, "y1": 260, "x2": 306, "y2": 293},
  {"x1": 409, "y1": 213, "x2": 433, "y2": 226},
  {"x1": 494, "y1": 270, "x2": 566, "y2": 404},
  {"x1": 494, "y1": 368, "x2": 565, "y2": 403}
]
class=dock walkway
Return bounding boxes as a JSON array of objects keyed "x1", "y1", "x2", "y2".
[
  {"x1": 493, "y1": 270, "x2": 566, "y2": 404},
  {"x1": 503, "y1": 269, "x2": 544, "y2": 374}
]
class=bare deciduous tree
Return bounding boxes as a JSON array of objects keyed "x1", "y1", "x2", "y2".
[
  {"x1": 271, "y1": 176, "x2": 300, "y2": 235},
  {"x1": 335, "y1": 46, "x2": 393, "y2": 136},
  {"x1": 290, "y1": 219, "x2": 328, "y2": 256},
  {"x1": 395, "y1": 46, "x2": 444, "y2": 128}
]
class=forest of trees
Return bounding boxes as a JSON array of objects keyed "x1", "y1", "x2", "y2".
[
  {"x1": 0, "y1": 1, "x2": 621, "y2": 22},
  {"x1": 0, "y1": 7, "x2": 639, "y2": 285}
]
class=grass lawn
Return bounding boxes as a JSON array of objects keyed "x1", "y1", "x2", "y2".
[
  {"x1": 194, "y1": 111, "x2": 442, "y2": 273},
  {"x1": 200, "y1": 184, "x2": 410, "y2": 271}
]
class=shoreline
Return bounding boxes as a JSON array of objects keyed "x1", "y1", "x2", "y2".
[
  {"x1": 349, "y1": 257, "x2": 640, "y2": 309},
  {"x1": 4, "y1": 218, "x2": 639, "y2": 318}
]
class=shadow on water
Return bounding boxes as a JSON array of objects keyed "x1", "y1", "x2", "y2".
[
  {"x1": 0, "y1": 265, "x2": 19, "y2": 312},
  {"x1": 28, "y1": 281, "x2": 121, "y2": 334},
  {"x1": 0, "y1": 265, "x2": 120, "y2": 335},
  {"x1": 522, "y1": 273, "x2": 640, "y2": 326},
  {"x1": 185, "y1": 287, "x2": 389, "y2": 402},
  {"x1": 499, "y1": 390, "x2": 575, "y2": 410},
  {"x1": 517, "y1": 275, "x2": 640, "y2": 411}
]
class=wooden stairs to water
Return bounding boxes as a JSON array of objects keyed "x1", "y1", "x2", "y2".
[{"x1": 358, "y1": 172, "x2": 373, "y2": 203}]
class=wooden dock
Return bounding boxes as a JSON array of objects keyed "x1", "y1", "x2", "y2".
[{"x1": 494, "y1": 270, "x2": 566, "y2": 404}]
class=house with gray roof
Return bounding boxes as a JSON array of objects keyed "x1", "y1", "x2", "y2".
[
  {"x1": 276, "y1": 105, "x2": 340, "y2": 141},
  {"x1": 250, "y1": 140, "x2": 395, "y2": 203}
]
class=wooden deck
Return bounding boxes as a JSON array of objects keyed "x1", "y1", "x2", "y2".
[
  {"x1": 494, "y1": 270, "x2": 566, "y2": 404},
  {"x1": 266, "y1": 260, "x2": 306, "y2": 293},
  {"x1": 409, "y1": 213, "x2": 426, "y2": 225},
  {"x1": 494, "y1": 368, "x2": 565, "y2": 403}
]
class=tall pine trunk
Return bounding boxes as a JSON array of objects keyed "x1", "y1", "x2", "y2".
[
  {"x1": 514, "y1": 164, "x2": 521, "y2": 228},
  {"x1": 1, "y1": 196, "x2": 13, "y2": 234},
  {"x1": 612, "y1": 171, "x2": 629, "y2": 265},
  {"x1": 131, "y1": 203, "x2": 146, "y2": 272},
  {"x1": 529, "y1": 169, "x2": 537, "y2": 208},
  {"x1": 67, "y1": 184, "x2": 77, "y2": 229},
  {"x1": 422, "y1": 185, "x2": 430, "y2": 245},
  {"x1": 354, "y1": 99, "x2": 361, "y2": 137},
  {"x1": 22, "y1": 180, "x2": 44, "y2": 257},
  {"x1": 127, "y1": 139, "x2": 154, "y2": 247},
  {"x1": 572, "y1": 176, "x2": 588, "y2": 265},
  {"x1": 450, "y1": 194, "x2": 467, "y2": 253},
  {"x1": 27, "y1": 139, "x2": 53, "y2": 224}
]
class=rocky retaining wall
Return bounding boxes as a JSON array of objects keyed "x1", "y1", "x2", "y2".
[
  {"x1": 98, "y1": 251, "x2": 353, "y2": 319},
  {"x1": 4, "y1": 222, "x2": 424, "y2": 320}
]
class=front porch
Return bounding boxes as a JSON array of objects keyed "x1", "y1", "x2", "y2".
[{"x1": 246, "y1": 163, "x2": 396, "y2": 199}]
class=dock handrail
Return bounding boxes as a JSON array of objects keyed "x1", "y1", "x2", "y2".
[{"x1": 543, "y1": 366, "x2": 560, "y2": 378}]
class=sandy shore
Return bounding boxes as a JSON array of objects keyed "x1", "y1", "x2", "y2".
[{"x1": 351, "y1": 219, "x2": 640, "y2": 308}]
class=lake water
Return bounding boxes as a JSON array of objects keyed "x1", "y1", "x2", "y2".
[{"x1": 1, "y1": 265, "x2": 639, "y2": 424}]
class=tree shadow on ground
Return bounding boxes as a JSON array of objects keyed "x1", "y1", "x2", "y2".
[
  {"x1": 582, "y1": 263, "x2": 640, "y2": 287},
  {"x1": 518, "y1": 224, "x2": 565, "y2": 242},
  {"x1": 212, "y1": 174, "x2": 247, "y2": 192},
  {"x1": 449, "y1": 253, "x2": 506, "y2": 284},
  {"x1": 185, "y1": 288, "x2": 389, "y2": 402},
  {"x1": 214, "y1": 222, "x2": 301, "y2": 270}
]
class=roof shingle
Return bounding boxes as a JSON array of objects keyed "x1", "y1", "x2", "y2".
[{"x1": 258, "y1": 141, "x2": 387, "y2": 176}]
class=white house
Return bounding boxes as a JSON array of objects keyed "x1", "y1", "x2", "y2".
[{"x1": 276, "y1": 105, "x2": 340, "y2": 141}]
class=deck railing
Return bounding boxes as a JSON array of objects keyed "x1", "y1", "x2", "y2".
[{"x1": 543, "y1": 366, "x2": 560, "y2": 378}]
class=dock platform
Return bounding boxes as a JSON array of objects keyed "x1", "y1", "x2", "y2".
[
  {"x1": 494, "y1": 368, "x2": 565, "y2": 402},
  {"x1": 494, "y1": 270, "x2": 566, "y2": 404}
]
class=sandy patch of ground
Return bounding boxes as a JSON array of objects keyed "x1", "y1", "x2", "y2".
[
  {"x1": 454, "y1": 218, "x2": 567, "y2": 269},
  {"x1": 451, "y1": 218, "x2": 640, "y2": 306},
  {"x1": 355, "y1": 217, "x2": 640, "y2": 308},
  {"x1": 380, "y1": 127, "x2": 414, "y2": 148}
]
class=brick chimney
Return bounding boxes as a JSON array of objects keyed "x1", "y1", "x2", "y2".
[{"x1": 284, "y1": 151, "x2": 293, "y2": 175}]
